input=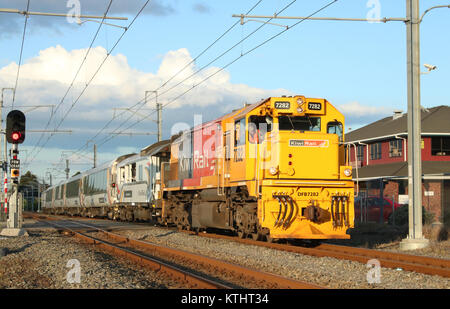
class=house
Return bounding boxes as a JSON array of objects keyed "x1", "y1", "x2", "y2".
[{"x1": 345, "y1": 105, "x2": 450, "y2": 226}]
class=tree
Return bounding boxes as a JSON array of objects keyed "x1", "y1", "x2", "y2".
[
  {"x1": 19, "y1": 171, "x2": 39, "y2": 186},
  {"x1": 19, "y1": 171, "x2": 42, "y2": 212}
]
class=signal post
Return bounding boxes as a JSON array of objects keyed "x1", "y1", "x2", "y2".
[{"x1": 0, "y1": 110, "x2": 28, "y2": 237}]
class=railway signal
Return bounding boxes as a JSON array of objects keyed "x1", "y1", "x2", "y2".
[
  {"x1": 0, "y1": 109, "x2": 28, "y2": 236},
  {"x1": 6, "y1": 110, "x2": 26, "y2": 144},
  {"x1": 10, "y1": 168, "x2": 19, "y2": 179}
]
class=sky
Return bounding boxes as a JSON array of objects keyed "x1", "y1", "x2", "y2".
[{"x1": 0, "y1": 0, "x2": 449, "y2": 184}]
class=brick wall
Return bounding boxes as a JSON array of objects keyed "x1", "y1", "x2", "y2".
[
  {"x1": 422, "y1": 181, "x2": 442, "y2": 222},
  {"x1": 354, "y1": 179, "x2": 443, "y2": 223}
]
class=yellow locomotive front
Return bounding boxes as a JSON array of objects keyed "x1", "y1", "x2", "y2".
[{"x1": 244, "y1": 96, "x2": 354, "y2": 240}]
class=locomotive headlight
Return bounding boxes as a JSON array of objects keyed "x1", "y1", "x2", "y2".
[
  {"x1": 343, "y1": 168, "x2": 352, "y2": 177},
  {"x1": 297, "y1": 98, "x2": 304, "y2": 113},
  {"x1": 269, "y1": 167, "x2": 278, "y2": 175}
]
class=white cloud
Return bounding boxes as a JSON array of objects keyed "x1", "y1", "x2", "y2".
[
  {"x1": 0, "y1": 45, "x2": 286, "y2": 116},
  {"x1": 337, "y1": 101, "x2": 392, "y2": 117},
  {"x1": 2, "y1": 45, "x2": 287, "y2": 181},
  {"x1": 336, "y1": 101, "x2": 394, "y2": 130}
]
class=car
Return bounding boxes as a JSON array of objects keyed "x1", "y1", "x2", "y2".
[{"x1": 354, "y1": 196, "x2": 401, "y2": 223}]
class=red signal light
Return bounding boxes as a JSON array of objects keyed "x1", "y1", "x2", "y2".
[{"x1": 11, "y1": 131, "x2": 21, "y2": 141}]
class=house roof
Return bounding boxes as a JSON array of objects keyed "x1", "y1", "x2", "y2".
[
  {"x1": 354, "y1": 161, "x2": 450, "y2": 180},
  {"x1": 346, "y1": 105, "x2": 450, "y2": 143}
]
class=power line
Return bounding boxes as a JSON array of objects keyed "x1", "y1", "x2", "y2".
[
  {"x1": 30, "y1": 0, "x2": 153, "y2": 170},
  {"x1": 51, "y1": 0, "x2": 339, "y2": 172},
  {"x1": 12, "y1": 0, "x2": 30, "y2": 107},
  {"x1": 95, "y1": 0, "x2": 340, "y2": 148},
  {"x1": 25, "y1": 0, "x2": 152, "y2": 167},
  {"x1": 25, "y1": 0, "x2": 115, "y2": 163},
  {"x1": 159, "y1": 0, "x2": 265, "y2": 90},
  {"x1": 58, "y1": 0, "x2": 266, "y2": 165}
]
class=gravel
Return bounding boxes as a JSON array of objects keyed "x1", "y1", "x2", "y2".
[
  {"x1": 115, "y1": 225, "x2": 450, "y2": 289},
  {"x1": 0, "y1": 223, "x2": 183, "y2": 289},
  {"x1": 1, "y1": 218, "x2": 449, "y2": 289}
]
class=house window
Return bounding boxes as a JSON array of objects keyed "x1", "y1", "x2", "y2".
[
  {"x1": 357, "y1": 145, "x2": 364, "y2": 163},
  {"x1": 389, "y1": 140, "x2": 403, "y2": 157},
  {"x1": 370, "y1": 143, "x2": 381, "y2": 160},
  {"x1": 431, "y1": 137, "x2": 450, "y2": 156}
]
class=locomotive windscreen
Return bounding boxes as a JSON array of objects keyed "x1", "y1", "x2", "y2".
[{"x1": 279, "y1": 116, "x2": 321, "y2": 132}]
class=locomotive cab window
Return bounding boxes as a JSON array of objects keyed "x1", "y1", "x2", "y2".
[
  {"x1": 327, "y1": 121, "x2": 343, "y2": 142},
  {"x1": 248, "y1": 115, "x2": 272, "y2": 144},
  {"x1": 131, "y1": 163, "x2": 136, "y2": 182},
  {"x1": 235, "y1": 118, "x2": 246, "y2": 147},
  {"x1": 279, "y1": 116, "x2": 321, "y2": 132}
]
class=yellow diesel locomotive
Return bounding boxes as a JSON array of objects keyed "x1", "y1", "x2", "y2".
[{"x1": 161, "y1": 95, "x2": 354, "y2": 241}]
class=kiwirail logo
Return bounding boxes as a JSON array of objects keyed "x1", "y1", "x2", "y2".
[
  {"x1": 170, "y1": 113, "x2": 279, "y2": 165},
  {"x1": 66, "y1": 0, "x2": 81, "y2": 24},
  {"x1": 66, "y1": 259, "x2": 81, "y2": 284}
]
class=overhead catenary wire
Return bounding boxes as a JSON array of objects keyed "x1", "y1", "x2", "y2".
[
  {"x1": 75, "y1": 0, "x2": 297, "y2": 152},
  {"x1": 24, "y1": 0, "x2": 152, "y2": 168},
  {"x1": 50, "y1": 0, "x2": 340, "y2": 173},
  {"x1": 12, "y1": 0, "x2": 30, "y2": 108},
  {"x1": 25, "y1": 0, "x2": 115, "y2": 163},
  {"x1": 80, "y1": 0, "x2": 266, "y2": 148},
  {"x1": 54, "y1": 0, "x2": 266, "y2": 167},
  {"x1": 93, "y1": 0, "x2": 340, "y2": 149},
  {"x1": 102, "y1": 0, "x2": 296, "y2": 139}
]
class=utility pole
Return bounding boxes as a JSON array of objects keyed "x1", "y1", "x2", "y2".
[
  {"x1": 0, "y1": 88, "x2": 14, "y2": 219},
  {"x1": 400, "y1": 0, "x2": 429, "y2": 250},
  {"x1": 46, "y1": 171, "x2": 52, "y2": 187},
  {"x1": 93, "y1": 144, "x2": 97, "y2": 168},
  {"x1": 145, "y1": 90, "x2": 162, "y2": 142},
  {"x1": 232, "y1": 1, "x2": 449, "y2": 250},
  {"x1": 65, "y1": 159, "x2": 70, "y2": 180},
  {"x1": 1, "y1": 88, "x2": 14, "y2": 164},
  {"x1": 157, "y1": 94, "x2": 162, "y2": 143}
]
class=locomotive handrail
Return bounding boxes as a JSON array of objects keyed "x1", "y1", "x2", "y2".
[
  {"x1": 254, "y1": 141, "x2": 258, "y2": 195},
  {"x1": 347, "y1": 142, "x2": 359, "y2": 197}
]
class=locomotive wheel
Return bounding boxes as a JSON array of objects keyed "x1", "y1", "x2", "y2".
[
  {"x1": 237, "y1": 230, "x2": 246, "y2": 239},
  {"x1": 266, "y1": 235, "x2": 277, "y2": 243},
  {"x1": 251, "y1": 233, "x2": 261, "y2": 241}
]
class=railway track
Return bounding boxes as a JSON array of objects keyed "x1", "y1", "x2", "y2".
[
  {"x1": 41, "y1": 219, "x2": 230, "y2": 289},
  {"x1": 192, "y1": 232, "x2": 450, "y2": 278},
  {"x1": 28, "y1": 214, "x2": 323, "y2": 289},
  {"x1": 27, "y1": 213, "x2": 450, "y2": 279}
]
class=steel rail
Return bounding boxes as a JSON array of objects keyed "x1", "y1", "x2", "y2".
[
  {"x1": 29, "y1": 214, "x2": 323, "y2": 289},
  {"x1": 39, "y1": 218, "x2": 232, "y2": 289},
  {"x1": 63, "y1": 219, "x2": 323, "y2": 289},
  {"x1": 26, "y1": 213, "x2": 449, "y2": 278},
  {"x1": 191, "y1": 232, "x2": 450, "y2": 278}
]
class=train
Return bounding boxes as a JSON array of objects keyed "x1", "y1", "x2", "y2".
[{"x1": 42, "y1": 95, "x2": 355, "y2": 242}]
